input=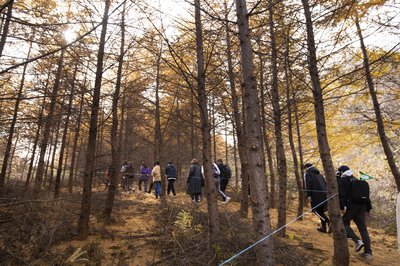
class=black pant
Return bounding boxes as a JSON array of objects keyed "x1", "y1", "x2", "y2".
[
  {"x1": 314, "y1": 205, "x2": 330, "y2": 229},
  {"x1": 167, "y1": 179, "x2": 176, "y2": 196},
  {"x1": 220, "y1": 178, "x2": 229, "y2": 193},
  {"x1": 343, "y1": 208, "x2": 372, "y2": 254}
]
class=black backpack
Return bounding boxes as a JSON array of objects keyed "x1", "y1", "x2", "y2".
[{"x1": 349, "y1": 177, "x2": 370, "y2": 204}]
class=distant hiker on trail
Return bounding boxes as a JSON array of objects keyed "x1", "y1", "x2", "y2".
[
  {"x1": 338, "y1": 165, "x2": 372, "y2": 259},
  {"x1": 216, "y1": 159, "x2": 231, "y2": 203},
  {"x1": 165, "y1": 161, "x2": 177, "y2": 196},
  {"x1": 151, "y1": 161, "x2": 162, "y2": 199},
  {"x1": 121, "y1": 161, "x2": 135, "y2": 193},
  {"x1": 304, "y1": 163, "x2": 331, "y2": 233},
  {"x1": 187, "y1": 158, "x2": 204, "y2": 204},
  {"x1": 203, "y1": 161, "x2": 231, "y2": 204},
  {"x1": 139, "y1": 163, "x2": 151, "y2": 192}
]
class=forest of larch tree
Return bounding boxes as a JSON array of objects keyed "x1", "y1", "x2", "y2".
[{"x1": 0, "y1": 0, "x2": 399, "y2": 265}]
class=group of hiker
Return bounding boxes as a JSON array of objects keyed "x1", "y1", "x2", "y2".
[
  {"x1": 112, "y1": 159, "x2": 372, "y2": 259},
  {"x1": 186, "y1": 158, "x2": 231, "y2": 204},
  {"x1": 114, "y1": 159, "x2": 232, "y2": 204},
  {"x1": 304, "y1": 163, "x2": 372, "y2": 260}
]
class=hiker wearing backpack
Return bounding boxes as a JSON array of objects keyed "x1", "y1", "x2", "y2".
[
  {"x1": 165, "y1": 161, "x2": 177, "y2": 196},
  {"x1": 121, "y1": 162, "x2": 135, "y2": 193},
  {"x1": 217, "y1": 159, "x2": 231, "y2": 203},
  {"x1": 338, "y1": 165, "x2": 372, "y2": 260},
  {"x1": 204, "y1": 162, "x2": 230, "y2": 204},
  {"x1": 304, "y1": 163, "x2": 331, "y2": 233}
]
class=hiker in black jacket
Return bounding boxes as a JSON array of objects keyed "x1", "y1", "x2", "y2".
[
  {"x1": 338, "y1": 165, "x2": 372, "y2": 259},
  {"x1": 304, "y1": 163, "x2": 330, "y2": 233},
  {"x1": 165, "y1": 162, "x2": 177, "y2": 196}
]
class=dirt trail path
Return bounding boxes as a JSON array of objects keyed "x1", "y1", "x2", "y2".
[{"x1": 55, "y1": 191, "x2": 399, "y2": 265}]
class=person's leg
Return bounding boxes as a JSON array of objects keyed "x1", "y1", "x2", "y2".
[
  {"x1": 214, "y1": 178, "x2": 227, "y2": 201},
  {"x1": 155, "y1": 181, "x2": 161, "y2": 197},
  {"x1": 144, "y1": 179, "x2": 148, "y2": 192},
  {"x1": 148, "y1": 182, "x2": 153, "y2": 193},
  {"x1": 314, "y1": 206, "x2": 329, "y2": 231},
  {"x1": 138, "y1": 178, "x2": 142, "y2": 191},
  {"x1": 342, "y1": 209, "x2": 361, "y2": 242},
  {"x1": 130, "y1": 178, "x2": 135, "y2": 192},
  {"x1": 220, "y1": 179, "x2": 228, "y2": 193},
  {"x1": 167, "y1": 179, "x2": 172, "y2": 195},
  {"x1": 171, "y1": 179, "x2": 176, "y2": 196},
  {"x1": 353, "y1": 210, "x2": 372, "y2": 255}
]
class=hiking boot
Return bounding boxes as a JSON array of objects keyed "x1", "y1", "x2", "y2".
[
  {"x1": 355, "y1": 240, "x2": 364, "y2": 252},
  {"x1": 360, "y1": 253, "x2": 372, "y2": 260},
  {"x1": 317, "y1": 227, "x2": 327, "y2": 233}
]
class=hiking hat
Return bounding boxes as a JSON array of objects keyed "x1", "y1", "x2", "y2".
[{"x1": 304, "y1": 163, "x2": 313, "y2": 169}]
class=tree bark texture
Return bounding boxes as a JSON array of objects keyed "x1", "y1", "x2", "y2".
[
  {"x1": 33, "y1": 49, "x2": 65, "y2": 195},
  {"x1": 78, "y1": 0, "x2": 111, "y2": 240},
  {"x1": 284, "y1": 38, "x2": 303, "y2": 218},
  {"x1": 0, "y1": 36, "x2": 31, "y2": 190},
  {"x1": 235, "y1": 0, "x2": 275, "y2": 264},
  {"x1": 54, "y1": 65, "x2": 77, "y2": 198},
  {"x1": 301, "y1": 0, "x2": 350, "y2": 264},
  {"x1": 355, "y1": 16, "x2": 400, "y2": 191},
  {"x1": 223, "y1": 3, "x2": 249, "y2": 216},
  {"x1": 103, "y1": 3, "x2": 125, "y2": 219},
  {"x1": 268, "y1": 0, "x2": 288, "y2": 237},
  {"x1": 0, "y1": 0, "x2": 13, "y2": 58},
  {"x1": 194, "y1": 1, "x2": 219, "y2": 263}
]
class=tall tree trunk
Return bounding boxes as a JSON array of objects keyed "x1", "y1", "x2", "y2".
[
  {"x1": 33, "y1": 49, "x2": 65, "y2": 195},
  {"x1": 224, "y1": 1, "x2": 249, "y2": 216},
  {"x1": 232, "y1": 126, "x2": 239, "y2": 190},
  {"x1": 190, "y1": 93, "x2": 195, "y2": 159},
  {"x1": 301, "y1": 0, "x2": 349, "y2": 264},
  {"x1": 225, "y1": 119, "x2": 229, "y2": 164},
  {"x1": 48, "y1": 111, "x2": 63, "y2": 190},
  {"x1": 258, "y1": 53, "x2": 276, "y2": 209},
  {"x1": 103, "y1": 2, "x2": 125, "y2": 219},
  {"x1": 61, "y1": 135, "x2": 70, "y2": 183},
  {"x1": 294, "y1": 91, "x2": 305, "y2": 187},
  {"x1": 212, "y1": 97, "x2": 217, "y2": 161},
  {"x1": 154, "y1": 40, "x2": 166, "y2": 205},
  {"x1": 119, "y1": 84, "x2": 126, "y2": 163},
  {"x1": 54, "y1": 65, "x2": 77, "y2": 198},
  {"x1": 284, "y1": 37, "x2": 303, "y2": 218},
  {"x1": 235, "y1": 0, "x2": 275, "y2": 264},
  {"x1": 77, "y1": 0, "x2": 111, "y2": 240},
  {"x1": 0, "y1": 36, "x2": 31, "y2": 190},
  {"x1": 43, "y1": 130, "x2": 55, "y2": 188},
  {"x1": 194, "y1": 1, "x2": 219, "y2": 263},
  {"x1": 6, "y1": 130, "x2": 19, "y2": 182},
  {"x1": 68, "y1": 86, "x2": 85, "y2": 194},
  {"x1": 355, "y1": 15, "x2": 400, "y2": 249},
  {"x1": 25, "y1": 96, "x2": 47, "y2": 191},
  {"x1": 0, "y1": 0, "x2": 13, "y2": 58},
  {"x1": 268, "y1": 0, "x2": 288, "y2": 237}
]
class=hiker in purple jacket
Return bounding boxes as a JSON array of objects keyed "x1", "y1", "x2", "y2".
[{"x1": 139, "y1": 163, "x2": 151, "y2": 192}]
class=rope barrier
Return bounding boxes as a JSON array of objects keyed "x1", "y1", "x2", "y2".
[
  {"x1": 298, "y1": 189, "x2": 329, "y2": 193},
  {"x1": 218, "y1": 193, "x2": 338, "y2": 266}
]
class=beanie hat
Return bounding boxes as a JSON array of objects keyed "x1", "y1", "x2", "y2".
[
  {"x1": 337, "y1": 165, "x2": 350, "y2": 173},
  {"x1": 304, "y1": 163, "x2": 313, "y2": 169}
]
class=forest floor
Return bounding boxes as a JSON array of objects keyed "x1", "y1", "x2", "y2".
[{"x1": 1, "y1": 185, "x2": 399, "y2": 265}]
